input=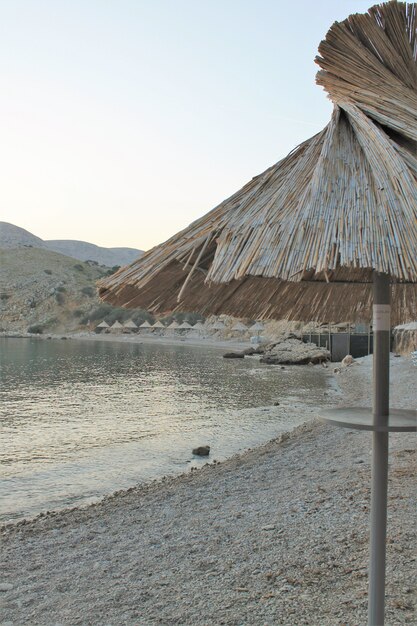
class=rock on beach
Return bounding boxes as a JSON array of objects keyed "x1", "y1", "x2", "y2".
[{"x1": 260, "y1": 335, "x2": 330, "y2": 365}]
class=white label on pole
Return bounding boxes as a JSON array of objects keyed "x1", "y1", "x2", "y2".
[{"x1": 373, "y1": 304, "x2": 391, "y2": 331}]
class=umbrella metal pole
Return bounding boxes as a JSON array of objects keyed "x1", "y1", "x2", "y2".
[{"x1": 368, "y1": 272, "x2": 390, "y2": 626}]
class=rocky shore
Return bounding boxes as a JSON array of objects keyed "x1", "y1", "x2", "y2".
[
  {"x1": 1, "y1": 355, "x2": 415, "y2": 625},
  {"x1": 223, "y1": 336, "x2": 331, "y2": 365}
]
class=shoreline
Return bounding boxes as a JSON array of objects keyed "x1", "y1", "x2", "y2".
[
  {"x1": 1, "y1": 354, "x2": 415, "y2": 624},
  {"x1": 0, "y1": 418, "x2": 319, "y2": 533},
  {"x1": 0, "y1": 329, "x2": 253, "y2": 353}
]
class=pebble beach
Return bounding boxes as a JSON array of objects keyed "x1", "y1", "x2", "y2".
[{"x1": 1, "y1": 354, "x2": 415, "y2": 625}]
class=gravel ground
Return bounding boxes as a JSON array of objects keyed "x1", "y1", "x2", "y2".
[{"x1": 1, "y1": 355, "x2": 415, "y2": 625}]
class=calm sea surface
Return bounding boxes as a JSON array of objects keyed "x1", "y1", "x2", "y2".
[{"x1": 0, "y1": 337, "x2": 335, "y2": 523}]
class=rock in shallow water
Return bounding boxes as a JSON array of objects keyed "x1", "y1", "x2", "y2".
[
  {"x1": 192, "y1": 446, "x2": 210, "y2": 457},
  {"x1": 223, "y1": 352, "x2": 245, "y2": 359}
]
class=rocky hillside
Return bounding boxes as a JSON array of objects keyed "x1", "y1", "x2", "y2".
[
  {"x1": 0, "y1": 222, "x2": 143, "y2": 267},
  {"x1": 0, "y1": 248, "x2": 107, "y2": 333}
]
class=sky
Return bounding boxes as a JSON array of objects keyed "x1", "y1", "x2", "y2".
[{"x1": 1, "y1": 0, "x2": 375, "y2": 250}]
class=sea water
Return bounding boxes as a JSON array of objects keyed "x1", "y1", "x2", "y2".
[{"x1": 0, "y1": 337, "x2": 335, "y2": 522}]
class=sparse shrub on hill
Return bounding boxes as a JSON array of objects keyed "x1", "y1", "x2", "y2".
[
  {"x1": 103, "y1": 265, "x2": 121, "y2": 277},
  {"x1": 55, "y1": 292, "x2": 65, "y2": 305},
  {"x1": 44, "y1": 269, "x2": 52, "y2": 275},
  {"x1": 27, "y1": 324, "x2": 44, "y2": 334},
  {"x1": 160, "y1": 312, "x2": 205, "y2": 326},
  {"x1": 80, "y1": 304, "x2": 154, "y2": 327},
  {"x1": 81, "y1": 286, "x2": 95, "y2": 297},
  {"x1": 80, "y1": 303, "x2": 114, "y2": 324},
  {"x1": 130, "y1": 310, "x2": 154, "y2": 327},
  {"x1": 73, "y1": 264, "x2": 84, "y2": 272}
]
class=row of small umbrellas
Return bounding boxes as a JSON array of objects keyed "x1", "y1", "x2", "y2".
[{"x1": 95, "y1": 319, "x2": 264, "y2": 332}]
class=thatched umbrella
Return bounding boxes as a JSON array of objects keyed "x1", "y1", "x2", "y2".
[
  {"x1": 250, "y1": 321, "x2": 264, "y2": 342},
  {"x1": 191, "y1": 321, "x2": 206, "y2": 336},
  {"x1": 124, "y1": 319, "x2": 138, "y2": 329},
  {"x1": 99, "y1": 3, "x2": 416, "y2": 623},
  {"x1": 178, "y1": 321, "x2": 193, "y2": 330},
  {"x1": 231, "y1": 321, "x2": 248, "y2": 332},
  {"x1": 139, "y1": 320, "x2": 152, "y2": 330},
  {"x1": 96, "y1": 320, "x2": 109, "y2": 329},
  {"x1": 151, "y1": 319, "x2": 165, "y2": 335},
  {"x1": 110, "y1": 320, "x2": 123, "y2": 331}
]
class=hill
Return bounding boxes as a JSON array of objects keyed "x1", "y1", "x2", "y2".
[
  {"x1": 0, "y1": 248, "x2": 107, "y2": 333},
  {"x1": 0, "y1": 222, "x2": 47, "y2": 249},
  {"x1": 45, "y1": 240, "x2": 142, "y2": 267},
  {"x1": 0, "y1": 222, "x2": 143, "y2": 267}
]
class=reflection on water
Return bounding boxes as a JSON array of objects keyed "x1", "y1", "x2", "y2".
[{"x1": 0, "y1": 338, "x2": 336, "y2": 522}]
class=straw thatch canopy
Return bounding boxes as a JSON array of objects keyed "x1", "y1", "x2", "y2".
[
  {"x1": 96, "y1": 320, "x2": 110, "y2": 328},
  {"x1": 212, "y1": 320, "x2": 225, "y2": 330},
  {"x1": 193, "y1": 321, "x2": 205, "y2": 330},
  {"x1": 152, "y1": 320, "x2": 166, "y2": 328},
  {"x1": 139, "y1": 320, "x2": 152, "y2": 328},
  {"x1": 99, "y1": 2, "x2": 417, "y2": 325},
  {"x1": 250, "y1": 322, "x2": 264, "y2": 331},
  {"x1": 167, "y1": 320, "x2": 180, "y2": 329},
  {"x1": 124, "y1": 319, "x2": 138, "y2": 328},
  {"x1": 178, "y1": 321, "x2": 193, "y2": 329}
]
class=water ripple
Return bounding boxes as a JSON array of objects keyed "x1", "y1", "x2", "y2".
[{"x1": 0, "y1": 338, "x2": 336, "y2": 522}]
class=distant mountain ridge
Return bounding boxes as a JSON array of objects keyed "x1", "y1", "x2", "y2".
[
  {"x1": 0, "y1": 222, "x2": 143, "y2": 267},
  {"x1": 45, "y1": 240, "x2": 142, "y2": 267},
  {"x1": 0, "y1": 222, "x2": 46, "y2": 249}
]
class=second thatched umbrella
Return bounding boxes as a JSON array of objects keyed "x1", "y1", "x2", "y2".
[
  {"x1": 178, "y1": 321, "x2": 193, "y2": 332},
  {"x1": 231, "y1": 321, "x2": 248, "y2": 332},
  {"x1": 123, "y1": 319, "x2": 138, "y2": 333},
  {"x1": 99, "y1": 3, "x2": 416, "y2": 624},
  {"x1": 109, "y1": 320, "x2": 123, "y2": 332},
  {"x1": 96, "y1": 320, "x2": 109, "y2": 330}
]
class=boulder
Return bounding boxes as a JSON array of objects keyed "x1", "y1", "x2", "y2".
[
  {"x1": 243, "y1": 346, "x2": 265, "y2": 355},
  {"x1": 192, "y1": 446, "x2": 210, "y2": 457},
  {"x1": 260, "y1": 337, "x2": 330, "y2": 365},
  {"x1": 223, "y1": 352, "x2": 245, "y2": 359}
]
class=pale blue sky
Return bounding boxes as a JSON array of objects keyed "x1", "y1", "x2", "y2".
[{"x1": 1, "y1": 0, "x2": 373, "y2": 249}]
